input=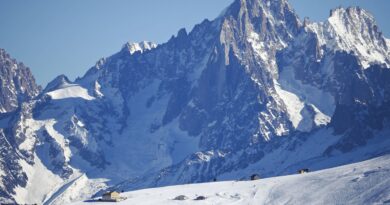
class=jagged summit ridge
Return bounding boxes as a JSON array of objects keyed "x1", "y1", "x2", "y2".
[
  {"x1": 0, "y1": 49, "x2": 40, "y2": 113},
  {"x1": 305, "y1": 6, "x2": 390, "y2": 68},
  {"x1": 121, "y1": 41, "x2": 157, "y2": 54},
  {"x1": 43, "y1": 74, "x2": 72, "y2": 93},
  {"x1": 1, "y1": 0, "x2": 390, "y2": 204},
  {"x1": 218, "y1": 0, "x2": 301, "y2": 77},
  {"x1": 226, "y1": 0, "x2": 297, "y2": 22}
]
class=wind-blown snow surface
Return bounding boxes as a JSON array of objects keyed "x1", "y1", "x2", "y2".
[
  {"x1": 73, "y1": 154, "x2": 390, "y2": 205},
  {"x1": 46, "y1": 84, "x2": 95, "y2": 100}
]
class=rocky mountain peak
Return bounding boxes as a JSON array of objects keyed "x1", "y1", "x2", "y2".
[
  {"x1": 43, "y1": 74, "x2": 72, "y2": 93},
  {"x1": 226, "y1": 0, "x2": 294, "y2": 20},
  {"x1": 330, "y1": 6, "x2": 370, "y2": 19},
  {"x1": 0, "y1": 48, "x2": 10, "y2": 59},
  {"x1": 0, "y1": 49, "x2": 40, "y2": 113},
  {"x1": 221, "y1": 0, "x2": 300, "y2": 37},
  {"x1": 218, "y1": 0, "x2": 300, "y2": 76},
  {"x1": 121, "y1": 41, "x2": 157, "y2": 55},
  {"x1": 328, "y1": 6, "x2": 379, "y2": 33},
  {"x1": 303, "y1": 6, "x2": 390, "y2": 68},
  {"x1": 2, "y1": 1, "x2": 390, "y2": 204}
]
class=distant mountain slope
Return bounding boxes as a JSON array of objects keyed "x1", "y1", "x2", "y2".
[
  {"x1": 1, "y1": 0, "x2": 390, "y2": 204},
  {"x1": 0, "y1": 49, "x2": 41, "y2": 203},
  {"x1": 72, "y1": 154, "x2": 390, "y2": 205}
]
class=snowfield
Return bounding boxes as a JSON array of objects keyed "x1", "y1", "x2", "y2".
[
  {"x1": 72, "y1": 154, "x2": 390, "y2": 205},
  {"x1": 46, "y1": 84, "x2": 95, "y2": 100}
]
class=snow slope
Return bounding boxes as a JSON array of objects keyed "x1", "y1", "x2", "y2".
[
  {"x1": 73, "y1": 154, "x2": 390, "y2": 205},
  {"x1": 46, "y1": 84, "x2": 95, "y2": 101}
]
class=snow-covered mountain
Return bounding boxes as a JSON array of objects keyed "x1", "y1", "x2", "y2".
[
  {"x1": 0, "y1": 49, "x2": 41, "y2": 203},
  {"x1": 73, "y1": 154, "x2": 390, "y2": 205},
  {"x1": 1, "y1": 0, "x2": 390, "y2": 204}
]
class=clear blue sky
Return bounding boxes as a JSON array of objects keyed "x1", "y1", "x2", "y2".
[{"x1": 0, "y1": 0, "x2": 389, "y2": 86}]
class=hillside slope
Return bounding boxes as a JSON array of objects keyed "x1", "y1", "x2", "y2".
[{"x1": 73, "y1": 154, "x2": 390, "y2": 205}]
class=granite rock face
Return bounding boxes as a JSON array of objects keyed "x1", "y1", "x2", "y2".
[
  {"x1": 0, "y1": 49, "x2": 40, "y2": 203},
  {"x1": 0, "y1": 49, "x2": 40, "y2": 113},
  {"x1": 1, "y1": 0, "x2": 390, "y2": 204}
]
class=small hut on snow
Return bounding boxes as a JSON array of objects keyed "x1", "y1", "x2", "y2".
[{"x1": 101, "y1": 191, "x2": 126, "y2": 202}]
